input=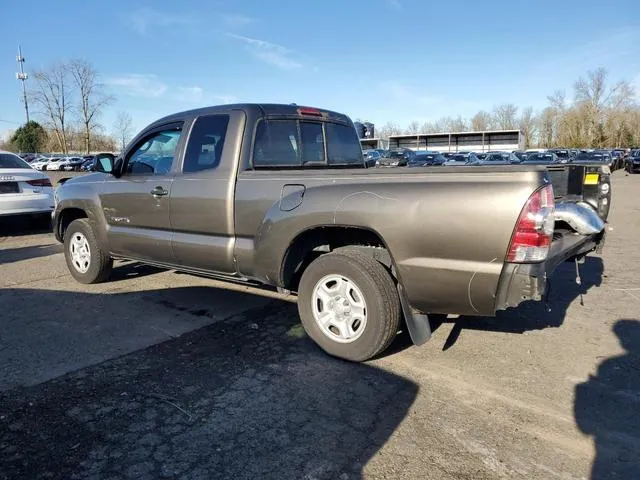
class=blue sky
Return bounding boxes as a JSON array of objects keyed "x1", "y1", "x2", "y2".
[{"x1": 1, "y1": 0, "x2": 639, "y2": 139}]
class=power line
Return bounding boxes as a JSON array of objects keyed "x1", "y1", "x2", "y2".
[{"x1": 16, "y1": 46, "x2": 30, "y2": 123}]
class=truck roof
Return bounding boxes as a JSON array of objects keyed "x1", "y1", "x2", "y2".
[{"x1": 151, "y1": 103, "x2": 352, "y2": 127}]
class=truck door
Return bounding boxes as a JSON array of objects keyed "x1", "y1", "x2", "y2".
[
  {"x1": 99, "y1": 123, "x2": 183, "y2": 263},
  {"x1": 169, "y1": 111, "x2": 244, "y2": 274}
]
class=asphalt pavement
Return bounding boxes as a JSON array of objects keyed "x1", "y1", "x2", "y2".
[{"x1": 0, "y1": 170, "x2": 639, "y2": 479}]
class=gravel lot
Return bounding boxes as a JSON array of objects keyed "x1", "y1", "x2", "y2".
[{"x1": 0, "y1": 170, "x2": 638, "y2": 479}]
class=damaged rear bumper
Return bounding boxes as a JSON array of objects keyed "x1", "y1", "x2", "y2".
[{"x1": 494, "y1": 229, "x2": 605, "y2": 311}]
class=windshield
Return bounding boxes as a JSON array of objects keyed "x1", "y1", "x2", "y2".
[
  {"x1": 575, "y1": 153, "x2": 607, "y2": 162},
  {"x1": 0, "y1": 153, "x2": 31, "y2": 169},
  {"x1": 386, "y1": 151, "x2": 405, "y2": 158},
  {"x1": 514, "y1": 152, "x2": 527, "y2": 161},
  {"x1": 524, "y1": 153, "x2": 556, "y2": 164},
  {"x1": 552, "y1": 150, "x2": 570, "y2": 159},
  {"x1": 450, "y1": 154, "x2": 467, "y2": 162},
  {"x1": 412, "y1": 154, "x2": 437, "y2": 162}
]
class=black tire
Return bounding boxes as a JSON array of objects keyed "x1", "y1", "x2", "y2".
[
  {"x1": 63, "y1": 218, "x2": 113, "y2": 284},
  {"x1": 297, "y1": 250, "x2": 401, "y2": 362}
]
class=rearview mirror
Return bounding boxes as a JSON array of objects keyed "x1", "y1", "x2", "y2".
[{"x1": 94, "y1": 154, "x2": 115, "y2": 174}]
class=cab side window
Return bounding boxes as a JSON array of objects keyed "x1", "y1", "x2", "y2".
[
  {"x1": 126, "y1": 128, "x2": 182, "y2": 176},
  {"x1": 183, "y1": 115, "x2": 230, "y2": 173}
]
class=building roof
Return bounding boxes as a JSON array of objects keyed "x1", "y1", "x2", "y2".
[{"x1": 388, "y1": 129, "x2": 522, "y2": 139}]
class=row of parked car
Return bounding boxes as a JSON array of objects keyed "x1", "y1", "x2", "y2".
[
  {"x1": 16, "y1": 153, "x2": 106, "y2": 172},
  {"x1": 363, "y1": 147, "x2": 634, "y2": 171}
]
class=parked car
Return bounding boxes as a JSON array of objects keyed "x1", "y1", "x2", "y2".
[
  {"x1": 378, "y1": 149, "x2": 414, "y2": 167},
  {"x1": 362, "y1": 150, "x2": 381, "y2": 168},
  {"x1": 573, "y1": 151, "x2": 612, "y2": 167},
  {"x1": 470, "y1": 151, "x2": 520, "y2": 165},
  {"x1": 512, "y1": 150, "x2": 528, "y2": 162},
  {"x1": 408, "y1": 151, "x2": 446, "y2": 167},
  {"x1": 80, "y1": 158, "x2": 96, "y2": 172},
  {"x1": 43, "y1": 157, "x2": 66, "y2": 171},
  {"x1": 548, "y1": 149, "x2": 574, "y2": 164},
  {"x1": 626, "y1": 149, "x2": 640, "y2": 173},
  {"x1": 60, "y1": 157, "x2": 86, "y2": 171},
  {"x1": 53, "y1": 103, "x2": 606, "y2": 362},
  {"x1": 443, "y1": 153, "x2": 472, "y2": 166},
  {"x1": 522, "y1": 152, "x2": 560, "y2": 164},
  {"x1": 0, "y1": 150, "x2": 54, "y2": 221},
  {"x1": 31, "y1": 156, "x2": 53, "y2": 170}
]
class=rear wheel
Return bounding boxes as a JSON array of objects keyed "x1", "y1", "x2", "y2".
[
  {"x1": 63, "y1": 219, "x2": 113, "y2": 284},
  {"x1": 297, "y1": 250, "x2": 401, "y2": 362}
]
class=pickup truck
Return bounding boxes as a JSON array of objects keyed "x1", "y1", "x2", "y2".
[{"x1": 52, "y1": 103, "x2": 606, "y2": 362}]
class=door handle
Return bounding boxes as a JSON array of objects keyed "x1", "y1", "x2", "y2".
[{"x1": 150, "y1": 186, "x2": 169, "y2": 197}]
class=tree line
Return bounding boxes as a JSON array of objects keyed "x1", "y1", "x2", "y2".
[
  {"x1": 3, "y1": 58, "x2": 135, "y2": 154},
  {"x1": 374, "y1": 68, "x2": 640, "y2": 149}
]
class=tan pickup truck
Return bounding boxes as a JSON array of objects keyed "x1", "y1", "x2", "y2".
[{"x1": 52, "y1": 103, "x2": 606, "y2": 361}]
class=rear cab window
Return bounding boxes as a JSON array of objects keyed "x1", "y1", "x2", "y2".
[{"x1": 252, "y1": 118, "x2": 363, "y2": 169}]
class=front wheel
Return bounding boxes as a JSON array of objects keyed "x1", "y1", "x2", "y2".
[
  {"x1": 63, "y1": 219, "x2": 113, "y2": 284},
  {"x1": 297, "y1": 250, "x2": 401, "y2": 362}
]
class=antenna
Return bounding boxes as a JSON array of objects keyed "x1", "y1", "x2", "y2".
[{"x1": 16, "y1": 46, "x2": 30, "y2": 123}]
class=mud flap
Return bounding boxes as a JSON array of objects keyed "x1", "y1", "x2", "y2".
[{"x1": 397, "y1": 284, "x2": 432, "y2": 345}]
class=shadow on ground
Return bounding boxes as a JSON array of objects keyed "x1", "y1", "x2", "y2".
[
  {"x1": 432, "y1": 257, "x2": 604, "y2": 350},
  {"x1": 574, "y1": 319, "x2": 640, "y2": 479},
  {"x1": 0, "y1": 243, "x2": 63, "y2": 265},
  {"x1": 0, "y1": 287, "x2": 418, "y2": 480}
]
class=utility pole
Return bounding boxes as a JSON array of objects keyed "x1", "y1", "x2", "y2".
[{"x1": 16, "y1": 46, "x2": 29, "y2": 123}]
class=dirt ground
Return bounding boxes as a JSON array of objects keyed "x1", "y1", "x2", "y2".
[{"x1": 0, "y1": 170, "x2": 638, "y2": 479}]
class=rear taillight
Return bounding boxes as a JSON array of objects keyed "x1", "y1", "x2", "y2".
[
  {"x1": 506, "y1": 184, "x2": 555, "y2": 263},
  {"x1": 26, "y1": 178, "x2": 52, "y2": 187}
]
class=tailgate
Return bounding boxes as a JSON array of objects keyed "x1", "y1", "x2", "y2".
[
  {"x1": 494, "y1": 198, "x2": 605, "y2": 312},
  {"x1": 546, "y1": 164, "x2": 611, "y2": 221}
]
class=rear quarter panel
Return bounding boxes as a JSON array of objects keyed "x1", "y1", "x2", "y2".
[{"x1": 235, "y1": 167, "x2": 547, "y2": 316}]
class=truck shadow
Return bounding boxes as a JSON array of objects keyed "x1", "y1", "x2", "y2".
[
  {"x1": 433, "y1": 256, "x2": 604, "y2": 350},
  {"x1": 0, "y1": 287, "x2": 418, "y2": 480},
  {"x1": 574, "y1": 319, "x2": 640, "y2": 479}
]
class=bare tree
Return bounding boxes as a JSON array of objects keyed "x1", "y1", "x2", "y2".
[
  {"x1": 537, "y1": 107, "x2": 556, "y2": 148},
  {"x1": 547, "y1": 90, "x2": 566, "y2": 112},
  {"x1": 471, "y1": 111, "x2": 492, "y2": 131},
  {"x1": 69, "y1": 59, "x2": 114, "y2": 154},
  {"x1": 492, "y1": 104, "x2": 518, "y2": 130},
  {"x1": 376, "y1": 121, "x2": 402, "y2": 140},
  {"x1": 573, "y1": 68, "x2": 636, "y2": 146},
  {"x1": 519, "y1": 106, "x2": 537, "y2": 149},
  {"x1": 113, "y1": 112, "x2": 134, "y2": 151},
  {"x1": 404, "y1": 120, "x2": 421, "y2": 135},
  {"x1": 450, "y1": 116, "x2": 468, "y2": 132},
  {"x1": 30, "y1": 63, "x2": 73, "y2": 153}
]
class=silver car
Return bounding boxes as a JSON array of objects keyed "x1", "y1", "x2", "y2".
[{"x1": 0, "y1": 151, "x2": 55, "y2": 218}]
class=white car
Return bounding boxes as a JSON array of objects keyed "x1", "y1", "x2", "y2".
[
  {"x1": 45, "y1": 157, "x2": 65, "y2": 171},
  {"x1": 60, "y1": 157, "x2": 85, "y2": 171},
  {"x1": 31, "y1": 157, "x2": 52, "y2": 170},
  {"x1": 0, "y1": 151, "x2": 55, "y2": 219}
]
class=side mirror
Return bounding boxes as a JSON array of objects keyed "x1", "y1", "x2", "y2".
[{"x1": 94, "y1": 154, "x2": 114, "y2": 174}]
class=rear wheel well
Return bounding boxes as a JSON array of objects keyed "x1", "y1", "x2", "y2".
[
  {"x1": 58, "y1": 208, "x2": 88, "y2": 240},
  {"x1": 281, "y1": 227, "x2": 393, "y2": 292}
]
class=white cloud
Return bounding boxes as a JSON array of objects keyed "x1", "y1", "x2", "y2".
[
  {"x1": 125, "y1": 8, "x2": 196, "y2": 35},
  {"x1": 227, "y1": 33, "x2": 303, "y2": 70},
  {"x1": 107, "y1": 75, "x2": 235, "y2": 106},
  {"x1": 174, "y1": 87, "x2": 236, "y2": 105},
  {"x1": 175, "y1": 86, "x2": 205, "y2": 102},
  {"x1": 220, "y1": 13, "x2": 256, "y2": 29},
  {"x1": 389, "y1": 0, "x2": 402, "y2": 9},
  {"x1": 106, "y1": 74, "x2": 168, "y2": 98}
]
